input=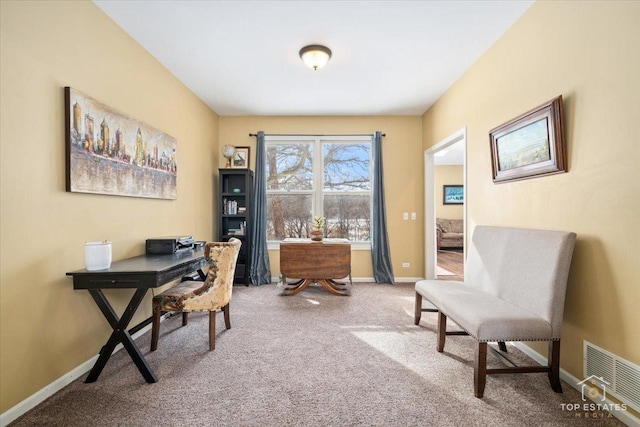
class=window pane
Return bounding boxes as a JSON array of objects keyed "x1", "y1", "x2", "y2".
[
  {"x1": 323, "y1": 143, "x2": 370, "y2": 191},
  {"x1": 267, "y1": 194, "x2": 313, "y2": 240},
  {"x1": 266, "y1": 143, "x2": 313, "y2": 190},
  {"x1": 324, "y1": 194, "x2": 370, "y2": 241}
]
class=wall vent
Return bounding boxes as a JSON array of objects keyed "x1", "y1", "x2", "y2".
[{"x1": 584, "y1": 340, "x2": 640, "y2": 412}]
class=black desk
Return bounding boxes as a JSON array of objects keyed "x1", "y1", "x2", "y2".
[{"x1": 66, "y1": 250, "x2": 207, "y2": 383}]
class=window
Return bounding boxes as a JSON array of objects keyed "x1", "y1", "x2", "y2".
[{"x1": 265, "y1": 135, "x2": 372, "y2": 248}]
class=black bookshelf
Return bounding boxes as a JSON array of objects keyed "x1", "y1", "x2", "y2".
[{"x1": 218, "y1": 168, "x2": 253, "y2": 285}]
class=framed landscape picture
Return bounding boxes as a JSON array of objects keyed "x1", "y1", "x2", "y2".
[
  {"x1": 65, "y1": 87, "x2": 177, "y2": 199},
  {"x1": 443, "y1": 185, "x2": 463, "y2": 205},
  {"x1": 231, "y1": 146, "x2": 250, "y2": 169},
  {"x1": 489, "y1": 95, "x2": 566, "y2": 184}
]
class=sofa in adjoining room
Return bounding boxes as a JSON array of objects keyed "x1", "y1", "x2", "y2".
[{"x1": 436, "y1": 218, "x2": 464, "y2": 250}]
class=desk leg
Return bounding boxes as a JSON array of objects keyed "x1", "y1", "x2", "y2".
[{"x1": 86, "y1": 288, "x2": 157, "y2": 383}]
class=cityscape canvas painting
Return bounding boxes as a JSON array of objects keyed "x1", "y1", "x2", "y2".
[{"x1": 65, "y1": 87, "x2": 177, "y2": 199}]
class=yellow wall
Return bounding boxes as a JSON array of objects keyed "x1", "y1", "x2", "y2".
[
  {"x1": 434, "y1": 166, "x2": 463, "y2": 220},
  {"x1": 219, "y1": 116, "x2": 424, "y2": 279},
  {"x1": 422, "y1": 0, "x2": 640, "y2": 395},
  {"x1": 0, "y1": 1, "x2": 219, "y2": 412}
]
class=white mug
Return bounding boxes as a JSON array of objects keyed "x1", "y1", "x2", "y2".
[{"x1": 84, "y1": 241, "x2": 112, "y2": 271}]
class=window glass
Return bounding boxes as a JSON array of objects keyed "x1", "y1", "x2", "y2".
[
  {"x1": 265, "y1": 136, "x2": 372, "y2": 244},
  {"x1": 267, "y1": 194, "x2": 312, "y2": 240},
  {"x1": 323, "y1": 194, "x2": 371, "y2": 241},
  {"x1": 323, "y1": 143, "x2": 371, "y2": 191},
  {"x1": 266, "y1": 143, "x2": 313, "y2": 191}
]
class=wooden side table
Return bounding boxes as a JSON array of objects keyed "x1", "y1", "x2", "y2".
[{"x1": 279, "y1": 238, "x2": 352, "y2": 296}]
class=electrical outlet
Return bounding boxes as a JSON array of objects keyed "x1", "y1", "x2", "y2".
[
  {"x1": 402, "y1": 262, "x2": 410, "y2": 268},
  {"x1": 403, "y1": 212, "x2": 408, "y2": 220},
  {"x1": 411, "y1": 212, "x2": 416, "y2": 220}
]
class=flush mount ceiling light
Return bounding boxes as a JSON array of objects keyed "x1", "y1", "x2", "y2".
[{"x1": 299, "y1": 44, "x2": 332, "y2": 71}]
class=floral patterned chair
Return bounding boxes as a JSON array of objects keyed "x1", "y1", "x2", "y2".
[{"x1": 150, "y1": 238, "x2": 241, "y2": 351}]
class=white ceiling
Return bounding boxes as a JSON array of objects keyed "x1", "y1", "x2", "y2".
[
  {"x1": 94, "y1": 1, "x2": 533, "y2": 116},
  {"x1": 434, "y1": 139, "x2": 465, "y2": 166}
]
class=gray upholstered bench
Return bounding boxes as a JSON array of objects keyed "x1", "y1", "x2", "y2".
[{"x1": 414, "y1": 225, "x2": 576, "y2": 398}]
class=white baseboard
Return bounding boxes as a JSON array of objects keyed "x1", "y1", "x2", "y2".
[
  {"x1": 512, "y1": 342, "x2": 639, "y2": 427},
  {"x1": 0, "y1": 319, "x2": 160, "y2": 427}
]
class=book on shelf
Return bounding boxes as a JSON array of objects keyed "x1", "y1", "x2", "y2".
[{"x1": 223, "y1": 199, "x2": 244, "y2": 215}]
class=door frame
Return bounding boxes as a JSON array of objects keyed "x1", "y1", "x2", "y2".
[{"x1": 424, "y1": 127, "x2": 467, "y2": 279}]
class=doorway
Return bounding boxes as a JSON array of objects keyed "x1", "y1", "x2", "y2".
[{"x1": 424, "y1": 127, "x2": 467, "y2": 280}]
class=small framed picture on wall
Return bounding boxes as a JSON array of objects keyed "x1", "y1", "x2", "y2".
[
  {"x1": 231, "y1": 146, "x2": 250, "y2": 169},
  {"x1": 443, "y1": 185, "x2": 463, "y2": 205}
]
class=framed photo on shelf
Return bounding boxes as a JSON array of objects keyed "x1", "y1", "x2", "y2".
[
  {"x1": 443, "y1": 185, "x2": 463, "y2": 205},
  {"x1": 489, "y1": 95, "x2": 566, "y2": 184},
  {"x1": 231, "y1": 146, "x2": 250, "y2": 169}
]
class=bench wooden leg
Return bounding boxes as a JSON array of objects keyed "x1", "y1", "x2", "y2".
[
  {"x1": 475, "y1": 342, "x2": 487, "y2": 398},
  {"x1": 209, "y1": 311, "x2": 216, "y2": 351},
  {"x1": 437, "y1": 312, "x2": 447, "y2": 352},
  {"x1": 414, "y1": 292, "x2": 422, "y2": 325},
  {"x1": 548, "y1": 340, "x2": 562, "y2": 393}
]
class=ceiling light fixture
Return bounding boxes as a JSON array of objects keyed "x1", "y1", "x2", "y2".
[{"x1": 299, "y1": 44, "x2": 332, "y2": 71}]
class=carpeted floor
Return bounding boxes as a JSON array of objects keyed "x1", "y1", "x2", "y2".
[{"x1": 12, "y1": 283, "x2": 624, "y2": 426}]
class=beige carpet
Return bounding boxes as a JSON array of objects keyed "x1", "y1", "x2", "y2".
[{"x1": 12, "y1": 283, "x2": 624, "y2": 426}]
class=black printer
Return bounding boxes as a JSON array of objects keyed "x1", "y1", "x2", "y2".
[{"x1": 146, "y1": 236, "x2": 201, "y2": 255}]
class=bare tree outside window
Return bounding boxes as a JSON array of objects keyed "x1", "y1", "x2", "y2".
[{"x1": 266, "y1": 137, "x2": 371, "y2": 243}]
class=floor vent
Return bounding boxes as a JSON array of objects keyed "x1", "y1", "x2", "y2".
[{"x1": 584, "y1": 340, "x2": 640, "y2": 412}]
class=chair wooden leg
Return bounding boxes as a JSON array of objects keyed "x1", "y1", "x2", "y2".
[
  {"x1": 414, "y1": 292, "x2": 422, "y2": 325},
  {"x1": 182, "y1": 312, "x2": 188, "y2": 326},
  {"x1": 548, "y1": 340, "x2": 562, "y2": 393},
  {"x1": 209, "y1": 310, "x2": 216, "y2": 351},
  {"x1": 437, "y1": 312, "x2": 447, "y2": 352},
  {"x1": 474, "y1": 342, "x2": 487, "y2": 398},
  {"x1": 223, "y1": 303, "x2": 231, "y2": 329},
  {"x1": 150, "y1": 307, "x2": 161, "y2": 351}
]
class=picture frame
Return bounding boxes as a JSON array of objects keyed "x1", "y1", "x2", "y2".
[
  {"x1": 231, "y1": 146, "x2": 250, "y2": 169},
  {"x1": 489, "y1": 95, "x2": 566, "y2": 184},
  {"x1": 443, "y1": 185, "x2": 463, "y2": 205},
  {"x1": 64, "y1": 87, "x2": 177, "y2": 199}
]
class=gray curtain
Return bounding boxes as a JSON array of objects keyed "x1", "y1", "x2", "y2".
[
  {"x1": 249, "y1": 131, "x2": 271, "y2": 285},
  {"x1": 371, "y1": 131, "x2": 395, "y2": 284}
]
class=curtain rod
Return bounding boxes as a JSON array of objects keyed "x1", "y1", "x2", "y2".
[{"x1": 249, "y1": 133, "x2": 385, "y2": 137}]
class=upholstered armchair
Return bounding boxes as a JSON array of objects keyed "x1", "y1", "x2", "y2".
[{"x1": 150, "y1": 238, "x2": 241, "y2": 351}]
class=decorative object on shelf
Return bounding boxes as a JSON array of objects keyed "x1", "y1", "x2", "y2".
[
  {"x1": 232, "y1": 188, "x2": 241, "y2": 193},
  {"x1": 489, "y1": 95, "x2": 566, "y2": 184},
  {"x1": 222, "y1": 144, "x2": 236, "y2": 168},
  {"x1": 443, "y1": 185, "x2": 463, "y2": 205},
  {"x1": 299, "y1": 44, "x2": 332, "y2": 71},
  {"x1": 84, "y1": 241, "x2": 112, "y2": 271},
  {"x1": 310, "y1": 216, "x2": 325, "y2": 241},
  {"x1": 231, "y1": 146, "x2": 250, "y2": 169},
  {"x1": 65, "y1": 87, "x2": 177, "y2": 200}
]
